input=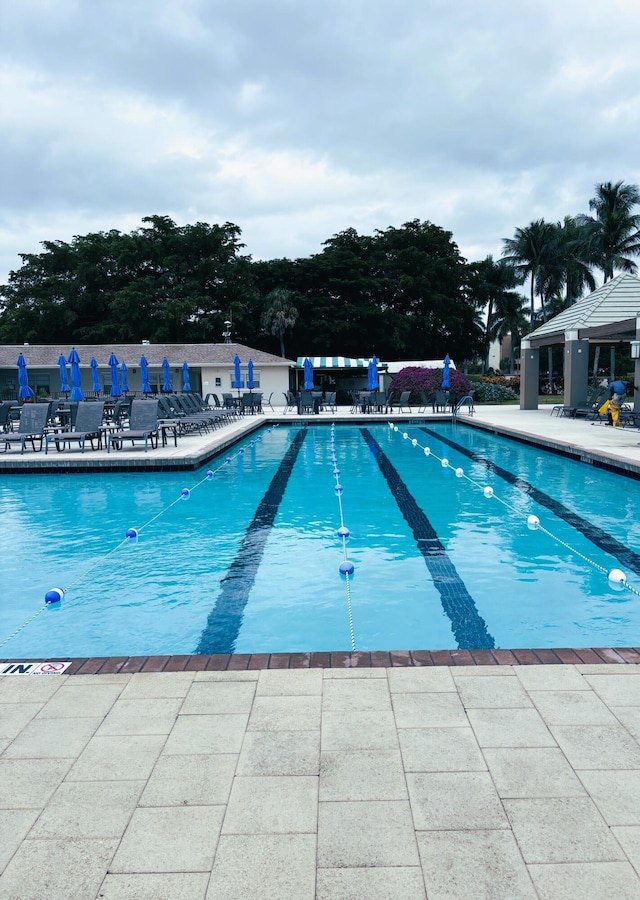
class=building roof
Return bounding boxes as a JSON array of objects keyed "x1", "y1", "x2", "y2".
[
  {"x1": 525, "y1": 273, "x2": 640, "y2": 347},
  {"x1": 384, "y1": 359, "x2": 456, "y2": 375},
  {"x1": 0, "y1": 342, "x2": 293, "y2": 368}
]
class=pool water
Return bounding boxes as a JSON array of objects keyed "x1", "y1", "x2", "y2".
[{"x1": 2, "y1": 422, "x2": 640, "y2": 658}]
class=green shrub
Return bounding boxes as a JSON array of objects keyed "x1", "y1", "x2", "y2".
[{"x1": 474, "y1": 382, "x2": 519, "y2": 403}]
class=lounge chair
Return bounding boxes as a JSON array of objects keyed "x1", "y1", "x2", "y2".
[
  {"x1": 107, "y1": 399, "x2": 159, "y2": 452},
  {"x1": 324, "y1": 391, "x2": 337, "y2": 413},
  {"x1": 570, "y1": 385, "x2": 609, "y2": 419},
  {"x1": 45, "y1": 401, "x2": 105, "y2": 453},
  {"x1": 0, "y1": 401, "x2": 16, "y2": 432},
  {"x1": 0, "y1": 403, "x2": 50, "y2": 454},
  {"x1": 283, "y1": 391, "x2": 297, "y2": 414}
]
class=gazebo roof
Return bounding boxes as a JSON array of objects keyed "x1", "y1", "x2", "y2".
[{"x1": 525, "y1": 273, "x2": 640, "y2": 347}]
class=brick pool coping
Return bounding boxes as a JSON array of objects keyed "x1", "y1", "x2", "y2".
[{"x1": 3, "y1": 647, "x2": 640, "y2": 674}]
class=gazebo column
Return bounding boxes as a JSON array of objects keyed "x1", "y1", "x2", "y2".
[
  {"x1": 563, "y1": 330, "x2": 589, "y2": 408},
  {"x1": 634, "y1": 314, "x2": 640, "y2": 412},
  {"x1": 520, "y1": 339, "x2": 539, "y2": 409}
]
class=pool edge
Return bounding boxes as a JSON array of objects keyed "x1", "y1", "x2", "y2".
[{"x1": 2, "y1": 647, "x2": 640, "y2": 674}]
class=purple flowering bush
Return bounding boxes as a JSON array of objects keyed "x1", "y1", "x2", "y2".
[{"x1": 388, "y1": 366, "x2": 473, "y2": 399}]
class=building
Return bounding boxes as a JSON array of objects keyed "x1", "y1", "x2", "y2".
[{"x1": 0, "y1": 342, "x2": 294, "y2": 402}]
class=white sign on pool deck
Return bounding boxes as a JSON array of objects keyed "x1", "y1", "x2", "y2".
[{"x1": 1, "y1": 661, "x2": 71, "y2": 675}]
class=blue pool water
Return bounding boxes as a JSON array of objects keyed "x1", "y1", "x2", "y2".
[{"x1": 2, "y1": 422, "x2": 640, "y2": 658}]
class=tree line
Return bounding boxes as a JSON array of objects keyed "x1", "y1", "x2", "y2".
[{"x1": 1, "y1": 181, "x2": 639, "y2": 367}]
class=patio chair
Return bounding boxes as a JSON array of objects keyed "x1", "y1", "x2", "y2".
[
  {"x1": 45, "y1": 401, "x2": 105, "y2": 453},
  {"x1": 572, "y1": 385, "x2": 609, "y2": 419},
  {"x1": 264, "y1": 392, "x2": 275, "y2": 411},
  {"x1": 325, "y1": 391, "x2": 337, "y2": 413},
  {"x1": 283, "y1": 391, "x2": 297, "y2": 414},
  {"x1": 431, "y1": 390, "x2": 448, "y2": 413},
  {"x1": 298, "y1": 390, "x2": 315, "y2": 414},
  {"x1": 107, "y1": 399, "x2": 160, "y2": 452},
  {"x1": 386, "y1": 391, "x2": 412, "y2": 413},
  {"x1": 0, "y1": 403, "x2": 50, "y2": 454}
]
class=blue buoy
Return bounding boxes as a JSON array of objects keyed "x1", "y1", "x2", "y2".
[
  {"x1": 125, "y1": 528, "x2": 139, "y2": 541},
  {"x1": 206, "y1": 470, "x2": 214, "y2": 480},
  {"x1": 339, "y1": 561, "x2": 355, "y2": 576},
  {"x1": 181, "y1": 488, "x2": 190, "y2": 499},
  {"x1": 239, "y1": 448, "x2": 244, "y2": 455},
  {"x1": 45, "y1": 588, "x2": 64, "y2": 605},
  {"x1": 337, "y1": 526, "x2": 350, "y2": 539},
  {"x1": 334, "y1": 484, "x2": 343, "y2": 494},
  {"x1": 225, "y1": 457, "x2": 231, "y2": 465},
  {"x1": 333, "y1": 468, "x2": 340, "y2": 477}
]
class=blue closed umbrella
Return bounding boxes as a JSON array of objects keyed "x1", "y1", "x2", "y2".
[
  {"x1": 303, "y1": 357, "x2": 314, "y2": 390},
  {"x1": 58, "y1": 355, "x2": 70, "y2": 394},
  {"x1": 367, "y1": 355, "x2": 379, "y2": 391},
  {"x1": 90, "y1": 357, "x2": 101, "y2": 393},
  {"x1": 247, "y1": 359, "x2": 254, "y2": 390},
  {"x1": 162, "y1": 358, "x2": 172, "y2": 392},
  {"x1": 442, "y1": 354, "x2": 451, "y2": 390},
  {"x1": 182, "y1": 361, "x2": 191, "y2": 392},
  {"x1": 233, "y1": 355, "x2": 242, "y2": 390},
  {"x1": 16, "y1": 354, "x2": 34, "y2": 400},
  {"x1": 140, "y1": 355, "x2": 152, "y2": 394},
  {"x1": 68, "y1": 348, "x2": 84, "y2": 401},
  {"x1": 108, "y1": 353, "x2": 122, "y2": 398},
  {"x1": 120, "y1": 362, "x2": 129, "y2": 393}
]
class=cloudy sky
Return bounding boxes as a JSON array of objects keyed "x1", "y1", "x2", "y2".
[{"x1": 2, "y1": 0, "x2": 640, "y2": 284}]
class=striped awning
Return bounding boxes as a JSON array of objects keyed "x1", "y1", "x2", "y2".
[{"x1": 295, "y1": 357, "x2": 375, "y2": 369}]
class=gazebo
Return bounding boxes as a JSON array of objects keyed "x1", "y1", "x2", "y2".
[{"x1": 520, "y1": 273, "x2": 640, "y2": 411}]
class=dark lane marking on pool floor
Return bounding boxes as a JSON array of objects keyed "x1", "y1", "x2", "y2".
[
  {"x1": 361, "y1": 428, "x2": 494, "y2": 650},
  {"x1": 196, "y1": 428, "x2": 308, "y2": 655},
  {"x1": 420, "y1": 426, "x2": 640, "y2": 577}
]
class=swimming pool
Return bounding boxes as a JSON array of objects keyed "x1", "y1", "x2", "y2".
[{"x1": 2, "y1": 421, "x2": 640, "y2": 658}]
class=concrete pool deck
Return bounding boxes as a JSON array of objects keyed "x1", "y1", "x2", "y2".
[{"x1": 2, "y1": 403, "x2": 640, "y2": 897}]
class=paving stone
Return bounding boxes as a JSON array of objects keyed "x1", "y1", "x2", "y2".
[
  {"x1": 29, "y1": 780, "x2": 144, "y2": 838},
  {"x1": 255, "y1": 669, "x2": 323, "y2": 695},
  {"x1": 0, "y1": 703, "x2": 44, "y2": 740},
  {"x1": 529, "y1": 689, "x2": 618, "y2": 725},
  {"x1": 98, "y1": 872, "x2": 209, "y2": 900},
  {"x1": 181, "y1": 680, "x2": 256, "y2": 714},
  {"x1": 67, "y1": 734, "x2": 166, "y2": 781},
  {"x1": 387, "y1": 667, "x2": 456, "y2": 692},
  {"x1": 578, "y1": 770, "x2": 640, "y2": 825},
  {"x1": 119, "y1": 671, "x2": 195, "y2": 698},
  {"x1": 316, "y1": 866, "x2": 426, "y2": 899},
  {"x1": 37, "y1": 682, "x2": 124, "y2": 718},
  {"x1": 484, "y1": 747, "x2": 586, "y2": 798},
  {"x1": 584, "y1": 674, "x2": 640, "y2": 705},
  {"x1": 514, "y1": 665, "x2": 588, "y2": 691},
  {"x1": 321, "y1": 709, "x2": 398, "y2": 751},
  {"x1": 320, "y1": 748, "x2": 407, "y2": 800},
  {"x1": 247, "y1": 695, "x2": 321, "y2": 731},
  {"x1": 141, "y1": 752, "x2": 237, "y2": 806},
  {"x1": 110, "y1": 806, "x2": 224, "y2": 873},
  {"x1": 417, "y1": 830, "x2": 537, "y2": 899},
  {"x1": 97, "y1": 697, "x2": 183, "y2": 735},
  {"x1": 0, "y1": 809, "x2": 40, "y2": 874},
  {"x1": 392, "y1": 691, "x2": 468, "y2": 728},
  {"x1": 504, "y1": 797, "x2": 625, "y2": 863},
  {"x1": 467, "y1": 707, "x2": 557, "y2": 747},
  {"x1": 2, "y1": 715, "x2": 101, "y2": 758},
  {"x1": 528, "y1": 861, "x2": 640, "y2": 899},
  {"x1": 222, "y1": 775, "x2": 317, "y2": 834},
  {"x1": 0, "y1": 837, "x2": 117, "y2": 900},
  {"x1": 207, "y1": 834, "x2": 316, "y2": 899},
  {"x1": 407, "y1": 771, "x2": 508, "y2": 830},
  {"x1": 162, "y1": 714, "x2": 247, "y2": 754},
  {"x1": 0, "y1": 757, "x2": 71, "y2": 808},
  {"x1": 398, "y1": 726, "x2": 486, "y2": 772},
  {"x1": 322, "y1": 677, "x2": 392, "y2": 711},
  {"x1": 455, "y1": 675, "x2": 532, "y2": 708},
  {"x1": 550, "y1": 724, "x2": 640, "y2": 769},
  {"x1": 236, "y1": 730, "x2": 320, "y2": 776},
  {"x1": 317, "y1": 800, "x2": 419, "y2": 867}
]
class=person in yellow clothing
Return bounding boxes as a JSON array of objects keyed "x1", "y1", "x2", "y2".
[{"x1": 599, "y1": 380, "x2": 628, "y2": 426}]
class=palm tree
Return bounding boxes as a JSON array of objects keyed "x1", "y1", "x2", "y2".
[
  {"x1": 576, "y1": 181, "x2": 640, "y2": 282},
  {"x1": 488, "y1": 291, "x2": 529, "y2": 375},
  {"x1": 260, "y1": 288, "x2": 299, "y2": 358},
  {"x1": 469, "y1": 256, "x2": 523, "y2": 371},
  {"x1": 554, "y1": 217, "x2": 596, "y2": 305},
  {"x1": 501, "y1": 220, "x2": 557, "y2": 322}
]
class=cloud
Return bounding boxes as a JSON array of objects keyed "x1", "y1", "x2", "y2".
[{"x1": 2, "y1": 0, "x2": 640, "y2": 283}]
